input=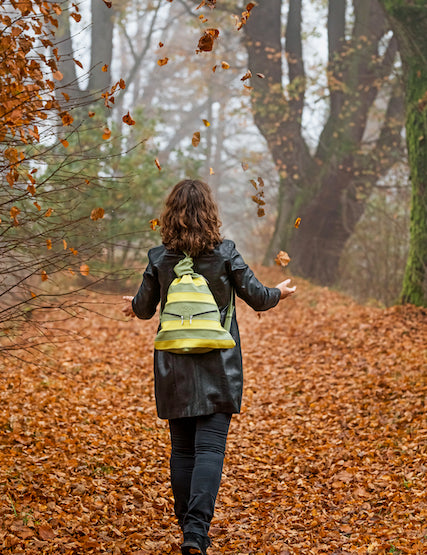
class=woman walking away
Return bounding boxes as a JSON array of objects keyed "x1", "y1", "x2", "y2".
[{"x1": 123, "y1": 179, "x2": 296, "y2": 555}]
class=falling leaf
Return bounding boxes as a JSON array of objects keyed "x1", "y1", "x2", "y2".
[
  {"x1": 221, "y1": 61, "x2": 230, "y2": 69},
  {"x1": 202, "y1": 119, "x2": 210, "y2": 127},
  {"x1": 242, "y1": 162, "x2": 249, "y2": 171},
  {"x1": 102, "y1": 128, "x2": 111, "y2": 140},
  {"x1": 69, "y1": 247, "x2": 78, "y2": 255},
  {"x1": 44, "y1": 208, "x2": 53, "y2": 217},
  {"x1": 41, "y1": 270, "x2": 48, "y2": 282},
  {"x1": 158, "y1": 57, "x2": 169, "y2": 66},
  {"x1": 90, "y1": 207, "x2": 105, "y2": 221},
  {"x1": 241, "y1": 70, "x2": 252, "y2": 81},
  {"x1": 80, "y1": 264, "x2": 90, "y2": 276},
  {"x1": 102, "y1": 0, "x2": 112, "y2": 6},
  {"x1": 257, "y1": 207, "x2": 265, "y2": 217},
  {"x1": 159, "y1": 42, "x2": 164, "y2": 47},
  {"x1": 73, "y1": 58, "x2": 83, "y2": 69},
  {"x1": 52, "y1": 70, "x2": 63, "y2": 81},
  {"x1": 192, "y1": 131, "x2": 201, "y2": 147},
  {"x1": 149, "y1": 218, "x2": 160, "y2": 230},
  {"x1": 209, "y1": 167, "x2": 215, "y2": 175},
  {"x1": 60, "y1": 139, "x2": 69, "y2": 148},
  {"x1": 294, "y1": 217, "x2": 301, "y2": 228},
  {"x1": 122, "y1": 112, "x2": 135, "y2": 126},
  {"x1": 256, "y1": 73, "x2": 265, "y2": 79},
  {"x1": 155, "y1": 158, "x2": 162, "y2": 171},
  {"x1": 102, "y1": 64, "x2": 108, "y2": 72},
  {"x1": 212, "y1": 65, "x2": 218, "y2": 72},
  {"x1": 71, "y1": 12, "x2": 81, "y2": 22},
  {"x1": 197, "y1": 28, "x2": 219, "y2": 52},
  {"x1": 250, "y1": 179, "x2": 257, "y2": 189},
  {"x1": 275, "y1": 250, "x2": 291, "y2": 267},
  {"x1": 63, "y1": 239, "x2": 67, "y2": 250},
  {"x1": 46, "y1": 239, "x2": 52, "y2": 250},
  {"x1": 243, "y1": 84, "x2": 253, "y2": 91}
]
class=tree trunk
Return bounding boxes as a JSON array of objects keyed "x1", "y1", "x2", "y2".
[
  {"x1": 87, "y1": 0, "x2": 114, "y2": 93},
  {"x1": 379, "y1": 1, "x2": 427, "y2": 306},
  {"x1": 244, "y1": 0, "x2": 404, "y2": 283}
]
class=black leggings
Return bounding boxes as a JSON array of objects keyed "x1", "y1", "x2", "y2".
[{"x1": 168, "y1": 412, "x2": 232, "y2": 538}]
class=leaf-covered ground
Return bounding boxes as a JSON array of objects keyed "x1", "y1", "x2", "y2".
[{"x1": 1, "y1": 268, "x2": 426, "y2": 554}]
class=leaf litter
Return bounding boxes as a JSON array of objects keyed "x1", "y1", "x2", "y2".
[{"x1": 0, "y1": 267, "x2": 425, "y2": 554}]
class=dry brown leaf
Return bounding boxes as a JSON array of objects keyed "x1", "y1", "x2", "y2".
[{"x1": 275, "y1": 250, "x2": 291, "y2": 266}]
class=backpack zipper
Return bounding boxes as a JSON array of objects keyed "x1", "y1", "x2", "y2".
[{"x1": 163, "y1": 309, "x2": 218, "y2": 325}]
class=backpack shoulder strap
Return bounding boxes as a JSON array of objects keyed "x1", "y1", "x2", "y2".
[{"x1": 224, "y1": 288, "x2": 234, "y2": 333}]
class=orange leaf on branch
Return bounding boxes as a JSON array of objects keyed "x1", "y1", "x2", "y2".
[
  {"x1": 90, "y1": 207, "x2": 105, "y2": 221},
  {"x1": 122, "y1": 112, "x2": 135, "y2": 126},
  {"x1": 61, "y1": 112, "x2": 73, "y2": 126},
  {"x1": 102, "y1": 128, "x2": 111, "y2": 140}
]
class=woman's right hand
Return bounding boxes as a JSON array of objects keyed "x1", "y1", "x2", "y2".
[
  {"x1": 275, "y1": 279, "x2": 296, "y2": 300},
  {"x1": 122, "y1": 296, "x2": 136, "y2": 318}
]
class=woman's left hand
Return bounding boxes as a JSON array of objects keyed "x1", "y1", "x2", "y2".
[{"x1": 122, "y1": 296, "x2": 135, "y2": 318}]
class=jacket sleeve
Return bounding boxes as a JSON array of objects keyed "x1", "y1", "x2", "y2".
[
  {"x1": 228, "y1": 242, "x2": 281, "y2": 311},
  {"x1": 131, "y1": 252, "x2": 160, "y2": 319}
]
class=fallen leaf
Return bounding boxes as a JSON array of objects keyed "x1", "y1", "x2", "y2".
[{"x1": 38, "y1": 524, "x2": 54, "y2": 540}]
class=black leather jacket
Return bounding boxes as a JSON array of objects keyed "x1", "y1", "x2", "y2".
[{"x1": 132, "y1": 239, "x2": 280, "y2": 419}]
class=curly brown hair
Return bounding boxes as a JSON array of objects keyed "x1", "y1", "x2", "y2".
[{"x1": 160, "y1": 179, "x2": 223, "y2": 257}]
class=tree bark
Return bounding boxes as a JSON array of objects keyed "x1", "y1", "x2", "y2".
[{"x1": 379, "y1": 1, "x2": 427, "y2": 306}]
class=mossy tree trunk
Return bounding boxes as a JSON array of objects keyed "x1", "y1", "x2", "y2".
[{"x1": 379, "y1": 1, "x2": 427, "y2": 306}]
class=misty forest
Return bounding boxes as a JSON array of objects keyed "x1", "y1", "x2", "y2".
[{"x1": 1, "y1": 1, "x2": 426, "y2": 554}]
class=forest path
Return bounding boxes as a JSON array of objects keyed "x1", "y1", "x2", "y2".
[{"x1": 1, "y1": 267, "x2": 426, "y2": 554}]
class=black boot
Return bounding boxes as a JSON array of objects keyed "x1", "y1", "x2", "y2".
[{"x1": 181, "y1": 532, "x2": 211, "y2": 555}]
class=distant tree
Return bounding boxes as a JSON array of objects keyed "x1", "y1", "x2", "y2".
[
  {"x1": 378, "y1": 0, "x2": 427, "y2": 307},
  {"x1": 244, "y1": 0, "x2": 405, "y2": 284}
]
